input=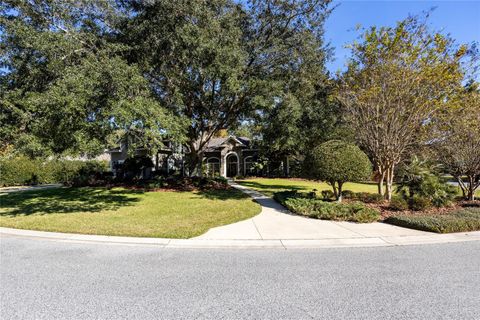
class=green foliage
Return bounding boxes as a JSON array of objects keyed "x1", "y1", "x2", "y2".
[
  {"x1": 352, "y1": 192, "x2": 384, "y2": 203},
  {"x1": 0, "y1": 0, "x2": 184, "y2": 157},
  {"x1": 274, "y1": 191, "x2": 380, "y2": 223},
  {"x1": 0, "y1": 157, "x2": 107, "y2": 187},
  {"x1": 389, "y1": 196, "x2": 409, "y2": 211},
  {"x1": 339, "y1": 14, "x2": 467, "y2": 200},
  {"x1": 321, "y1": 190, "x2": 335, "y2": 200},
  {"x1": 385, "y1": 208, "x2": 480, "y2": 233},
  {"x1": 409, "y1": 195, "x2": 432, "y2": 211},
  {"x1": 123, "y1": 0, "x2": 333, "y2": 174},
  {"x1": 306, "y1": 140, "x2": 372, "y2": 200},
  {"x1": 397, "y1": 157, "x2": 456, "y2": 208}
]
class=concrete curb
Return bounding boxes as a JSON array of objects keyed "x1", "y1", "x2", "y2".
[{"x1": 1, "y1": 227, "x2": 479, "y2": 249}]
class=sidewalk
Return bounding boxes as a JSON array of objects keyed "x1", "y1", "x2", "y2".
[{"x1": 1, "y1": 181, "x2": 479, "y2": 248}]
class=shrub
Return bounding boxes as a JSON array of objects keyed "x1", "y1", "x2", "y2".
[
  {"x1": 0, "y1": 156, "x2": 108, "y2": 187},
  {"x1": 274, "y1": 191, "x2": 380, "y2": 223},
  {"x1": 385, "y1": 208, "x2": 480, "y2": 233},
  {"x1": 321, "y1": 190, "x2": 335, "y2": 200},
  {"x1": 341, "y1": 190, "x2": 356, "y2": 199},
  {"x1": 409, "y1": 195, "x2": 432, "y2": 211},
  {"x1": 304, "y1": 140, "x2": 372, "y2": 201},
  {"x1": 389, "y1": 196, "x2": 409, "y2": 211},
  {"x1": 354, "y1": 192, "x2": 384, "y2": 203},
  {"x1": 396, "y1": 157, "x2": 456, "y2": 208}
]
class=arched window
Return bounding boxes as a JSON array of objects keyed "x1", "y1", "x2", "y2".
[{"x1": 206, "y1": 157, "x2": 220, "y2": 177}]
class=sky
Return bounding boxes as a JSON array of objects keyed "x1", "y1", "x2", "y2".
[{"x1": 325, "y1": 0, "x2": 480, "y2": 74}]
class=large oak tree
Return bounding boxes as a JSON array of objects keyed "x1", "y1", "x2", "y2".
[
  {"x1": 122, "y1": 0, "x2": 333, "y2": 175},
  {"x1": 0, "y1": 0, "x2": 183, "y2": 158}
]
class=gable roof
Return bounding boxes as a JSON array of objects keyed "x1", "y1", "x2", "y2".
[{"x1": 205, "y1": 136, "x2": 251, "y2": 151}]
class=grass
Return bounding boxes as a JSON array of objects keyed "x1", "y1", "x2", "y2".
[
  {"x1": 385, "y1": 207, "x2": 480, "y2": 233},
  {"x1": 0, "y1": 187, "x2": 261, "y2": 238},
  {"x1": 236, "y1": 177, "x2": 479, "y2": 198},
  {"x1": 236, "y1": 178, "x2": 379, "y2": 197}
]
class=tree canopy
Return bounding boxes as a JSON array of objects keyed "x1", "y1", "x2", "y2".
[
  {"x1": 338, "y1": 14, "x2": 467, "y2": 200},
  {"x1": 0, "y1": 0, "x2": 184, "y2": 157},
  {"x1": 121, "y1": 0, "x2": 333, "y2": 174},
  {"x1": 306, "y1": 140, "x2": 372, "y2": 201}
]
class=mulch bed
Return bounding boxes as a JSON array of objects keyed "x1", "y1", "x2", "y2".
[{"x1": 358, "y1": 200, "x2": 480, "y2": 220}]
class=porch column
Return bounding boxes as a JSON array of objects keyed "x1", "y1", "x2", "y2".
[{"x1": 220, "y1": 154, "x2": 227, "y2": 177}]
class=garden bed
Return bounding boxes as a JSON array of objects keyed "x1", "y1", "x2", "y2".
[
  {"x1": 385, "y1": 208, "x2": 480, "y2": 233},
  {"x1": 274, "y1": 191, "x2": 380, "y2": 223}
]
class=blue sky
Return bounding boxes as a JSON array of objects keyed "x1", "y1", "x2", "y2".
[{"x1": 325, "y1": 0, "x2": 480, "y2": 74}]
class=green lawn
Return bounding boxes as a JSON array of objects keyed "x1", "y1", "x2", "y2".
[
  {"x1": 0, "y1": 187, "x2": 261, "y2": 238},
  {"x1": 236, "y1": 178, "x2": 478, "y2": 198},
  {"x1": 236, "y1": 178, "x2": 379, "y2": 197}
]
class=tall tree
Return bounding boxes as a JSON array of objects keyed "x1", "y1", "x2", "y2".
[
  {"x1": 123, "y1": 0, "x2": 333, "y2": 175},
  {"x1": 338, "y1": 14, "x2": 466, "y2": 200},
  {"x1": 0, "y1": 0, "x2": 183, "y2": 157}
]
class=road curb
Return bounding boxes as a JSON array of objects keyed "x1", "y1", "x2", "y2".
[{"x1": 1, "y1": 227, "x2": 479, "y2": 249}]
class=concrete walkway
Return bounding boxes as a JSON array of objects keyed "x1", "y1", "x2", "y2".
[
  {"x1": 197, "y1": 182, "x2": 432, "y2": 240},
  {"x1": 1, "y1": 181, "x2": 479, "y2": 248}
]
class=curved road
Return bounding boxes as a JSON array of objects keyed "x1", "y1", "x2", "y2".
[{"x1": 1, "y1": 236, "x2": 479, "y2": 319}]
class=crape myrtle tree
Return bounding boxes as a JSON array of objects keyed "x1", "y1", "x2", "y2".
[
  {"x1": 307, "y1": 140, "x2": 372, "y2": 202},
  {"x1": 435, "y1": 82, "x2": 480, "y2": 200},
  {"x1": 338, "y1": 14, "x2": 466, "y2": 200},
  {"x1": 0, "y1": 0, "x2": 184, "y2": 158},
  {"x1": 122, "y1": 0, "x2": 333, "y2": 175}
]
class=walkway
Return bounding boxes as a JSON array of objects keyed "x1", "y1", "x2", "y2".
[{"x1": 194, "y1": 181, "x2": 480, "y2": 247}]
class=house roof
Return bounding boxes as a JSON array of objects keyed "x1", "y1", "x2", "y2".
[{"x1": 205, "y1": 136, "x2": 251, "y2": 151}]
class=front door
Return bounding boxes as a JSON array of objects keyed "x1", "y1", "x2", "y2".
[{"x1": 226, "y1": 154, "x2": 238, "y2": 177}]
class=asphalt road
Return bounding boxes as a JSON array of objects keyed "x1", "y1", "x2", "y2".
[{"x1": 1, "y1": 236, "x2": 479, "y2": 320}]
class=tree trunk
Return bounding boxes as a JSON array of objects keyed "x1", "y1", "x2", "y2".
[
  {"x1": 331, "y1": 181, "x2": 338, "y2": 200},
  {"x1": 385, "y1": 164, "x2": 395, "y2": 201},
  {"x1": 467, "y1": 175, "x2": 476, "y2": 201},
  {"x1": 455, "y1": 175, "x2": 468, "y2": 200},
  {"x1": 186, "y1": 149, "x2": 203, "y2": 177},
  {"x1": 377, "y1": 169, "x2": 385, "y2": 196},
  {"x1": 337, "y1": 181, "x2": 343, "y2": 203}
]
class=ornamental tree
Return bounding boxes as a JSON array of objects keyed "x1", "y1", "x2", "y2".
[
  {"x1": 307, "y1": 140, "x2": 372, "y2": 202},
  {"x1": 338, "y1": 14, "x2": 466, "y2": 200}
]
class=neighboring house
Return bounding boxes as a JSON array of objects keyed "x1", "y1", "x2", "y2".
[{"x1": 107, "y1": 135, "x2": 269, "y2": 178}]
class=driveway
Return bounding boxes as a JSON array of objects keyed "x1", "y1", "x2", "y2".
[{"x1": 1, "y1": 236, "x2": 479, "y2": 319}]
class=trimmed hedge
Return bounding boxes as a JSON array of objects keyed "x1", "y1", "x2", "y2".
[
  {"x1": 274, "y1": 191, "x2": 380, "y2": 223},
  {"x1": 0, "y1": 156, "x2": 108, "y2": 187},
  {"x1": 385, "y1": 208, "x2": 480, "y2": 233}
]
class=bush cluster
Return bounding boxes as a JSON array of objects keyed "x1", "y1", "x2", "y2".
[
  {"x1": 274, "y1": 191, "x2": 380, "y2": 223},
  {"x1": 0, "y1": 156, "x2": 108, "y2": 187},
  {"x1": 342, "y1": 190, "x2": 383, "y2": 203},
  {"x1": 385, "y1": 207, "x2": 480, "y2": 233},
  {"x1": 388, "y1": 196, "x2": 409, "y2": 211},
  {"x1": 138, "y1": 176, "x2": 229, "y2": 191}
]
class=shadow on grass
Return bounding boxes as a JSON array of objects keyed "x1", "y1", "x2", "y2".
[
  {"x1": 235, "y1": 181, "x2": 309, "y2": 192},
  {"x1": 193, "y1": 188, "x2": 253, "y2": 201},
  {"x1": 0, "y1": 187, "x2": 143, "y2": 217}
]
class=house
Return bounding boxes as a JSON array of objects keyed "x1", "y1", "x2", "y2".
[{"x1": 107, "y1": 135, "x2": 265, "y2": 178}]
